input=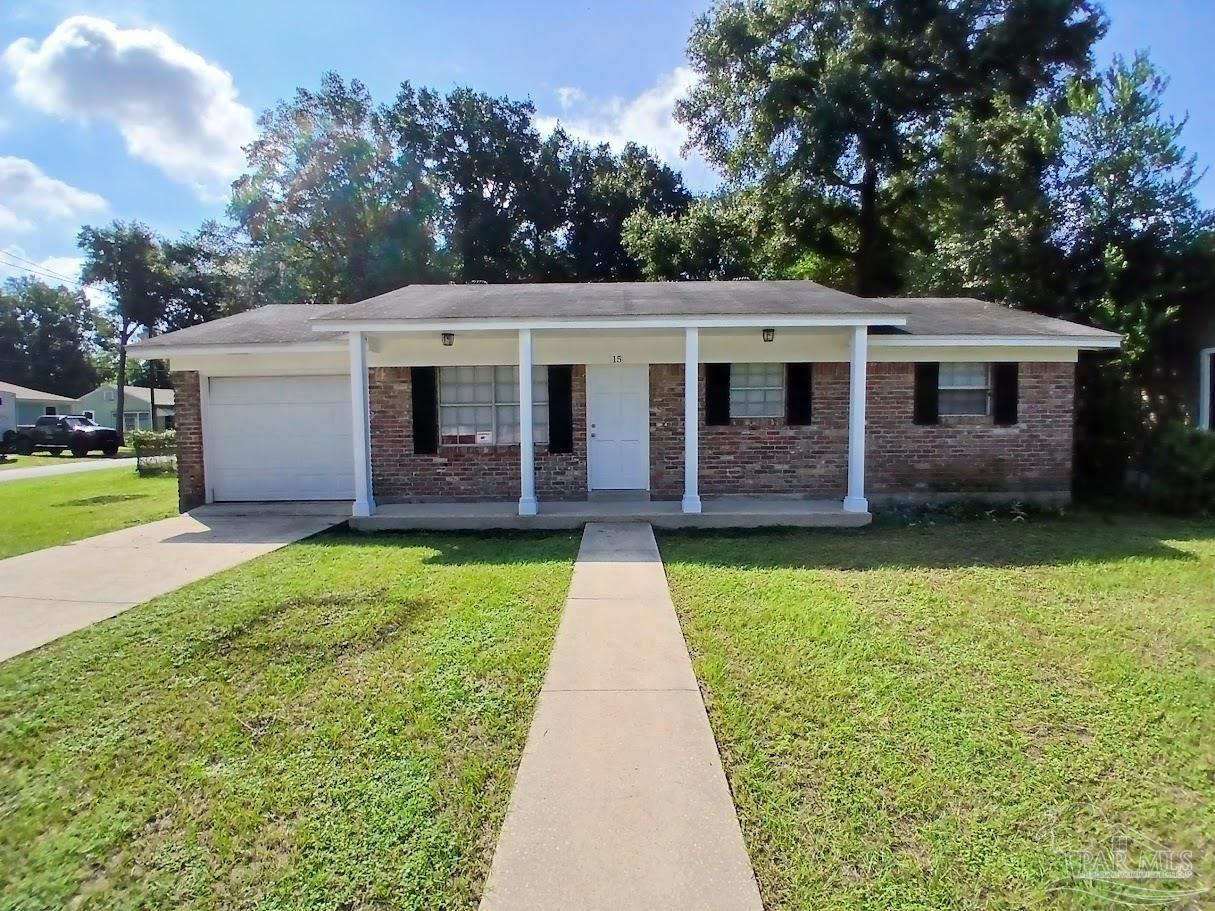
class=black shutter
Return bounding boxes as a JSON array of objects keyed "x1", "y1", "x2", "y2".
[
  {"x1": 411, "y1": 366, "x2": 438, "y2": 454},
  {"x1": 992, "y1": 362, "x2": 1019, "y2": 426},
  {"x1": 786, "y1": 363, "x2": 813, "y2": 425},
  {"x1": 705, "y1": 363, "x2": 731, "y2": 425},
  {"x1": 913, "y1": 363, "x2": 940, "y2": 426},
  {"x1": 548, "y1": 365, "x2": 574, "y2": 453}
]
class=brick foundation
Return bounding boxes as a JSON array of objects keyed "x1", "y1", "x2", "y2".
[
  {"x1": 649, "y1": 361, "x2": 1074, "y2": 500},
  {"x1": 170, "y1": 370, "x2": 204, "y2": 511},
  {"x1": 368, "y1": 366, "x2": 587, "y2": 502}
]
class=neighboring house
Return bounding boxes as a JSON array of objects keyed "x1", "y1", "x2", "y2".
[
  {"x1": 0, "y1": 380, "x2": 77, "y2": 434},
  {"x1": 1172, "y1": 303, "x2": 1215, "y2": 431},
  {"x1": 131, "y1": 282, "x2": 1120, "y2": 524},
  {"x1": 74, "y1": 385, "x2": 176, "y2": 432}
]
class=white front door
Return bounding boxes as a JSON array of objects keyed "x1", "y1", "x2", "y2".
[{"x1": 586, "y1": 365, "x2": 649, "y2": 490}]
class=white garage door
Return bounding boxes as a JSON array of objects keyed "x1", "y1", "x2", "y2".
[{"x1": 207, "y1": 376, "x2": 354, "y2": 501}]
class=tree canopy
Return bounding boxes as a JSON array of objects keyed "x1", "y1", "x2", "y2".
[{"x1": 677, "y1": 0, "x2": 1106, "y2": 294}]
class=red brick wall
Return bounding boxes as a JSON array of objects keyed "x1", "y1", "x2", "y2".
[
  {"x1": 650, "y1": 363, "x2": 849, "y2": 498},
  {"x1": 170, "y1": 370, "x2": 204, "y2": 512},
  {"x1": 867, "y1": 361, "x2": 1074, "y2": 495},
  {"x1": 368, "y1": 366, "x2": 587, "y2": 502},
  {"x1": 650, "y1": 361, "x2": 1074, "y2": 500}
]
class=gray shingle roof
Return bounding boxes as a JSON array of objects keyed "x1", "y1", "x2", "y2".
[
  {"x1": 131, "y1": 285, "x2": 1120, "y2": 350},
  {"x1": 0, "y1": 380, "x2": 76, "y2": 401},
  {"x1": 312, "y1": 280, "x2": 903, "y2": 321},
  {"x1": 133, "y1": 304, "x2": 347, "y2": 351},
  {"x1": 872, "y1": 297, "x2": 1119, "y2": 340}
]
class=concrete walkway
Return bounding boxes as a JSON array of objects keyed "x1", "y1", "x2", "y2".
[
  {"x1": 0, "y1": 457, "x2": 137, "y2": 483},
  {"x1": 479, "y1": 523, "x2": 763, "y2": 911},
  {"x1": 0, "y1": 508, "x2": 343, "y2": 662}
]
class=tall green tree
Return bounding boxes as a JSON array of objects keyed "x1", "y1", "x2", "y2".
[
  {"x1": 0, "y1": 278, "x2": 100, "y2": 396},
  {"x1": 384, "y1": 84, "x2": 550, "y2": 282},
  {"x1": 1052, "y1": 53, "x2": 1215, "y2": 483},
  {"x1": 677, "y1": 0, "x2": 1105, "y2": 294},
  {"x1": 79, "y1": 222, "x2": 227, "y2": 437},
  {"x1": 231, "y1": 74, "x2": 440, "y2": 303}
]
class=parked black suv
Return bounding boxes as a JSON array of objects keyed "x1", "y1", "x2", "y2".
[{"x1": 2, "y1": 415, "x2": 121, "y2": 457}]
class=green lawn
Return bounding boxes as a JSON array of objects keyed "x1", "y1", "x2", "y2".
[
  {"x1": 0, "y1": 530, "x2": 578, "y2": 910},
  {"x1": 0, "y1": 467, "x2": 178, "y2": 559},
  {"x1": 659, "y1": 516, "x2": 1215, "y2": 910},
  {"x1": 0, "y1": 449, "x2": 134, "y2": 471}
]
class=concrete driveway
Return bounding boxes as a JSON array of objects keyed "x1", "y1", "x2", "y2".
[
  {"x1": 0, "y1": 504, "x2": 346, "y2": 662},
  {"x1": 0, "y1": 457, "x2": 138, "y2": 483}
]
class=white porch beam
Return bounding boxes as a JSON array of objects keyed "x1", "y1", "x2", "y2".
[
  {"x1": 1200, "y1": 347, "x2": 1214, "y2": 431},
  {"x1": 844, "y1": 325, "x2": 869, "y2": 514},
  {"x1": 518, "y1": 329, "x2": 538, "y2": 516},
  {"x1": 348, "y1": 331, "x2": 375, "y2": 518},
  {"x1": 682, "y1": 327, "x2": 702, "y2": 514}
]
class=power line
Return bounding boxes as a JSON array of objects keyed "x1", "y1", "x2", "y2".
[
  {"x1": 0, "y1": 249, "x2": 82, "y2": 285},
  {"x1": 0, "y1": 254, "x2": 84, "y2": 288}
]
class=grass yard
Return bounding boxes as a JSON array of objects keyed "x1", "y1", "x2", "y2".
[
  {"x1": 0, "y1": 467, "x2": 177, "y2": 559},
  {"x1": 659, "y1": 516, "x2": 1215, "y2": 910},
  {"x1": 0, "y1": 449, "x2": 134, "y2": 471},
  {"x1": 0, "y1": 530, "x2": 578, "y2": 910}
]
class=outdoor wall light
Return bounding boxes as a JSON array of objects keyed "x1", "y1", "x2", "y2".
[
  {"x1": 762, "y1": 328, "x2": 775, "y2": 343},
  {"x1": 441, "y1": 332, "x2": 455, "y2": 347}
]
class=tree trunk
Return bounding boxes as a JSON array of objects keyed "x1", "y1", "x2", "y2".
[
  {"x1": 855, "y1": 158, "x2": 882, "y2": 297},
  {"x1": 116, "y1": 319, "x2": 129, "y2": 446}
]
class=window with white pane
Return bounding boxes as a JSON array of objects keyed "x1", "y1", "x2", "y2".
[
  {"x1": 438, "y1": 366, "x2": 548, "y2": 446},
  {"x1": 938, "y1": 363, "x2": 990, "y2": 415},
  {"x1": 729, "y1": 363, "x2": 784, "y2": 418}
]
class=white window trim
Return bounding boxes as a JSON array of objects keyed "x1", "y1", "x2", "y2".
[
  {"x1": 729, "y1": 362, "x2": 785, "y2": 419},
  {"x1": 938, "y1": 363, "x2": 992, "y2": 417},
  {"x1": 82, "y1": 410, "x2": 95, "y2": 420},
  {"x1": 438, "y1": 366, "x2": 549, "y2": 447},
  {"x1": 1200, "y1": 347, "x2": 1214, "y2": 431}
]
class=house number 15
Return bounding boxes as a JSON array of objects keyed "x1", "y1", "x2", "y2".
[{"x1": 611, "y1": 355, "x2": 623, "y2": 363}]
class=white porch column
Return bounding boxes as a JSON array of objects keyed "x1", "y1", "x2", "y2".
[
  {"x1": 348, "y1": 331, "x2": 375, "y2": 518},
  {"x1": 682, "y1": 327, "x2": 702, "y2": 513},
  {"x1": 844, "y1": 325, "x2": 869, "y2": 514},
  {"x1": 518, "y1": 328, "x2": 538, "y2": 516}
]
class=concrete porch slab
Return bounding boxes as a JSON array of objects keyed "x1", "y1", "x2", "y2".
[{"x1": 352, "y1": 496, "x2": 870, "y2": 532}]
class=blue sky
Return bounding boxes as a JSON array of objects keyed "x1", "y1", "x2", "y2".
[{"x1": 0, "y1": 0, "x2": 1212, "y2": 290}]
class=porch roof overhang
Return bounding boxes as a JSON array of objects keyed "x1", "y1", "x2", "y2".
[{"x1": 309, "y1": 313, "x2": 908, "y2": 333}]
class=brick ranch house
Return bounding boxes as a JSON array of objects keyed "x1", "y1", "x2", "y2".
[{"x1": 131, "y1": 281, "x2": 1120, "y2": 529}]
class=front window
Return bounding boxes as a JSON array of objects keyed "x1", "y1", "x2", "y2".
[
  {"x1": 44, "y1": 406, "x2": 57, "y2": 416},
  {"x1": 729, "y1": 363, "x2": 784, "y2": 418},
  {"x1": 103, "y1": 389, "x2": 115, "y2": 402},
  {"x1": 438, "y1": 366, "x2": 549, "y2": 446},
  {"x1": 939, "y1": 363, "x2": 991, "y2": 416},
  {"x1": 123, "y1": 411, "x2": 150, "y2": 431}
]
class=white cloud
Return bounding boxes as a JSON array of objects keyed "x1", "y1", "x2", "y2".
[
  {"x1": 0, "y1": 156, "x2": 107, "y2": 233},
  {"x1": 555, "y1": 86, "x2": 586, "y2": 111},
  {"x1": 3, "y1": 15, "x2": 256, "y2": 200},
  {"x1": 537, "y1": 67, "x2": 719, "y2": 190},
  {"x1": 0, "y1": 246, "x2": 107, "y2": 306},
  {"x1": 0, "y1": 245, "x2": 76, "y2": 283}
]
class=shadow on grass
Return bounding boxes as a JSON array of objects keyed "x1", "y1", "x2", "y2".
[
  {"x1": 55, "y1": 493, "x2": 151, "y2": 507},
  {"x1": 270, "y1": 514, "x2": 1215, "y2": 572},
  {"x1": 308, "y1": 525, "x2": 584, "y2": 567},
  {"x1": 655, "y1": 514, "x2": 1214, "y2": 572}
]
